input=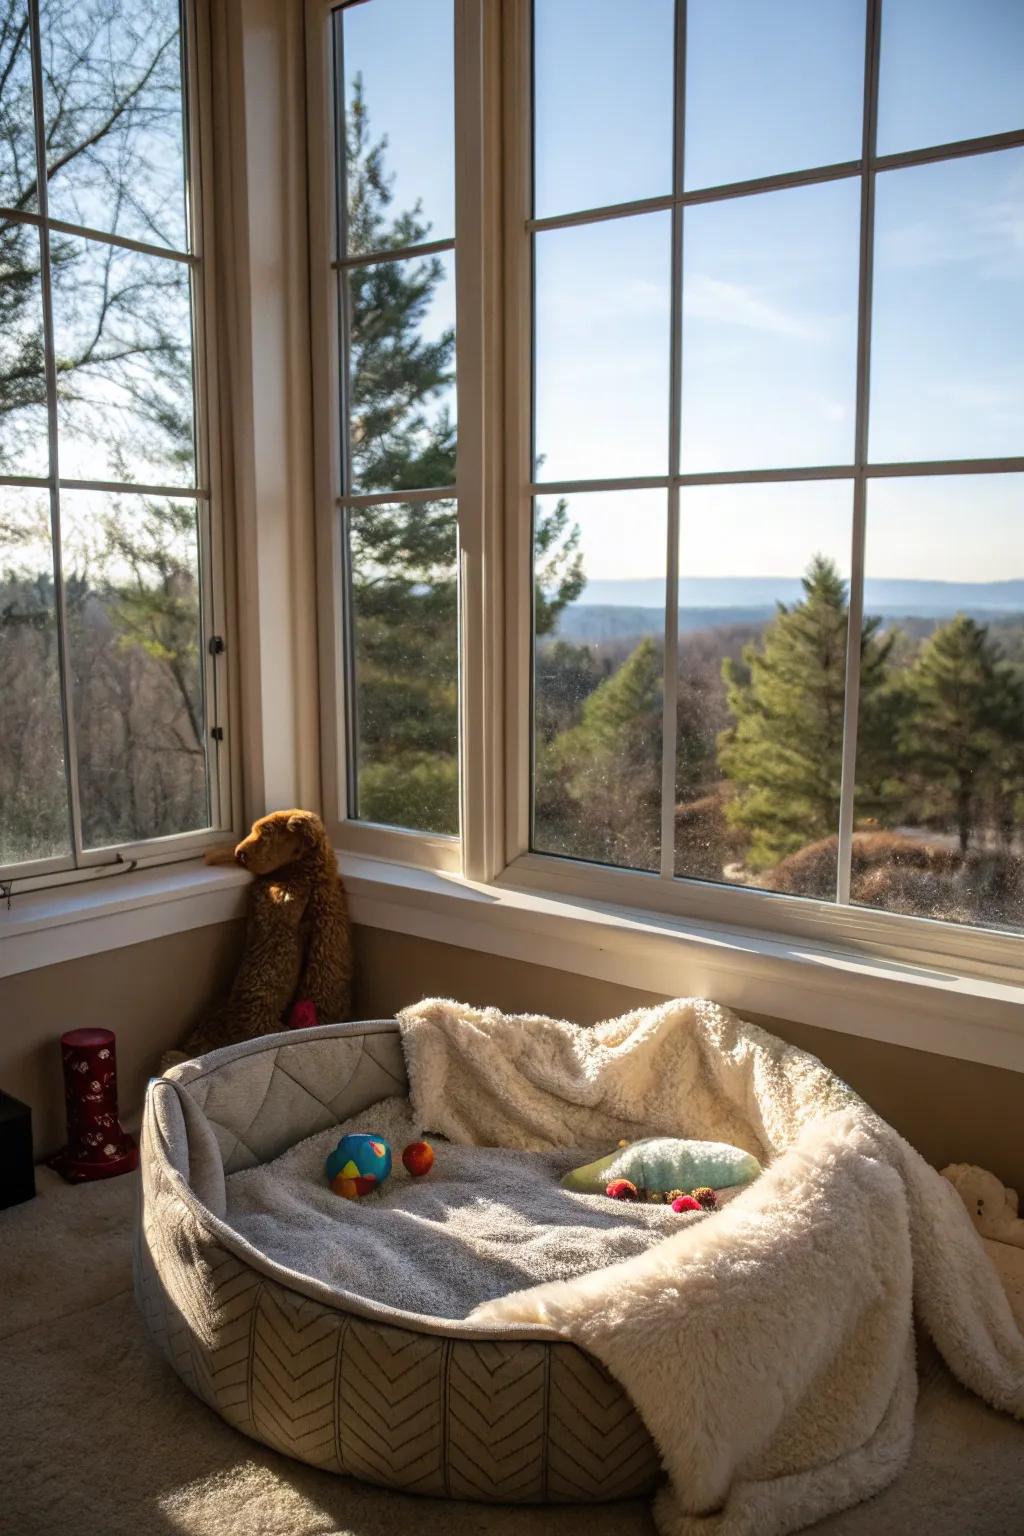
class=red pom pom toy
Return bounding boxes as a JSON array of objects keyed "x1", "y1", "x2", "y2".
[
  {"x1": 606, "y1": 1178, "x2": 640, "y2": 1201},
  {"x1": 671, "y1": 1194, "x2": 703, "y2": 1213}
]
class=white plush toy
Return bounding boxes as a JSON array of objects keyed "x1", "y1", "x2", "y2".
[{"x1": 942, "y1": 1162, "x2": 1024, "y2": 1248}]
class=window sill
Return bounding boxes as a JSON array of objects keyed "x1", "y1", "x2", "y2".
[
  {"x1": 343, "y1": 854, "x2": 1024, "y2": 1075},
  {"x1": 0, "y1": 860, "x2": 251, "y2": 980},
  {"x1": 3, "y1": 849, "x2": 1021, "y2": 1075}
]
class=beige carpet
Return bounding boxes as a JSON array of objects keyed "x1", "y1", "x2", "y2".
[{"x1": 3, "y1": 1169, "x2": 1024, "y2": 1536}]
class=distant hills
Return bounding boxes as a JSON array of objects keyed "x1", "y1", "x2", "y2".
[
  {"x1": 553, "y1": 576, "x2": 1024, "y2": 644},
  {"x1": 574, "y1": 576, "x2": 1024, "y2": 611}
]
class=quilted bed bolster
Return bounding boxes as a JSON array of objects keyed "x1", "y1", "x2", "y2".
[{"x1": 151, "y1": 1080, "x2": 227, "y2": 1217}]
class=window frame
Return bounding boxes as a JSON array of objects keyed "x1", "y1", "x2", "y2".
[
  {"x1": 308, "y1": 0, "x2": 1024, "y2": 988},
  {"x1": 0, "y1": 0, "x2": 234, "y2": 888}
]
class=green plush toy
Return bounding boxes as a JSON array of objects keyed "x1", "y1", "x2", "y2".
[{"x1": 561, "y1": 1137, "x2": 762, "y2": 1196}]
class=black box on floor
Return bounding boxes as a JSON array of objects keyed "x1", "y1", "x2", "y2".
[{"x1": 0, "y1": 1091, "x2": 35, "y2": 1209}]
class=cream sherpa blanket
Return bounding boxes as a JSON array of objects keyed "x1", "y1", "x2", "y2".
[{"x1": 398, "y1": 997, "x2": 1024, "y2": 1536}]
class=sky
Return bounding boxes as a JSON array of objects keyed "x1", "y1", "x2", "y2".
[{"x1": 343, "y1": 0, "x2": 1024, "y2": 592}]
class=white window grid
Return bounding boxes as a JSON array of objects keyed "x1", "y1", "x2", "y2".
[
  {"x1": 308, "y1": 0, "x2": 1024, "y2": 982},
  {"x1": 0, "y1": 0, "x2": 231, "y2": 886}
]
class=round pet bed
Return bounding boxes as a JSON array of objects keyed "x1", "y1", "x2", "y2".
[{"x1": 136, "y1": 1020, "x2": 661, "y2": 1503}]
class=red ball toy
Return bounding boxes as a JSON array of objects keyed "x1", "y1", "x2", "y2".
[
  {"x1": 402, "y1": 1140, "x2": 435, "y2": 1177},
  {"x1": 606, "y1": 1178, "x2": 640, "y2": 1201}
]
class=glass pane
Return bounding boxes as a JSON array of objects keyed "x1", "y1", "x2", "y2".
[
  {"x1": 0, "y1": 486, "x2": 70, "y2": 864},
  {"x1": 684, "y1": 0, "x2": 864, "y2": 192},
  {"x1": 533, "y1": 490, "x2": 665, "y2": 872},
  {"x1": 675, "y1": 481, "x2": 853, "y2": 896},
  {"x1": 348, "y1": 499, "x2": 458, "y2": 836},
  {"x1": 60, "y1": 489, "x2": 210, "y2": 849},
  {"x1": 681, "y1": 179, "x2": 859, "y2": 473},
  {"x1": 878, "y1": 0, "x2": 1024, "y2": 156},
  {"x1": 347, "y1": 250, "x2": 456, "y2": 495},
  {"x1": 870, "y1": 149, "x2": 1024, "y2": 465},
  {"x1": 342, "y1": 0, "x2": 454, "y2": 255},
  {"x1": 853, "y1": 474, "x2": 1024, "y2": 932},
  {"x1": 535, "y1": 212, "x2": 671, "y2": 482},
  {"x1": 0, "y1": 219, "x2": 49, "y2": 476},
  {"x1": 0, "y1": 1, "x2": 37, "y2": 211},
  {"x1": 39, "y1": 0, "x2": 188, "y2": 252},
  {"x1": 51, "y1": 233, "x2": 196, "y2": 486},
  {"x1": 533, "y1": 0, "x2": 674, "y2": 219}
]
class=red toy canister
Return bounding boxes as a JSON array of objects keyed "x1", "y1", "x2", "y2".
[{"x1": 48, "y1": 1028, "x2": 138, "y2": 1183}]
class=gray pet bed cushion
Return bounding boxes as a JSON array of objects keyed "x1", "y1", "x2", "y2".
[{"x1": 136, "y1": 1021, "x2": 662, "y2": 1503}]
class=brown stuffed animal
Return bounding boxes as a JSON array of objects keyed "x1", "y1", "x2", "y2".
[{"x1": 174, "y1": 809, "x2": 353, "y2": 1061}]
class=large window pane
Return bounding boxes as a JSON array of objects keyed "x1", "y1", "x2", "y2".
[
  {"x1": 533, "y1": 490, "x2": 665, "y2": 872},
  {"x1": 0, "y1": 219, "x2": 48, "y2": 476},
  {"x1": 533, "y1": 0, "x2": 674, "y2": 219},
  {"x1": 878, "y1": 0, "x2": 1024, "y2": 157},
  {"x1": 0, "y1": 486, "x2": 70, "y2": 864},
  {"x1": 684, "y1": 0, "x2": 864, "y2": 192},
  {"x1": 675, "y1": 481, "x2": 853, "y2": 897},
  {"x1": 348, "y1": 499, "x2": 458, "y2": 836},
  {"x1": 60, "y1": 489, "x2": 209, "y2": 849},
  {"x1": 534, "y1": 212, "x2": 671, "y2": 482},
  {"x1": 347, "y1": 250, "x2": 456, "y2": 495},
  {"x1": 853, "y1": 475, "x2": 1024, "y2": 932},
  {"x1": 0, "y1": 1, "x2": 36, "y2": 212},
  {"x1": 342, "y1": 0, "x2": 454, "y2": 255},
  {"x1": 51, "y1": 234, "x2": 196, "y2": 486},
  {"x1": 870, "y1": 150, "x2": 1024, "y2": 465},
  {"x1": 39, "y1": 0, "x2": 188, "y2": 252},
  {"x1": 680, "y1": 178, "x2": 859, "y2": 473}
]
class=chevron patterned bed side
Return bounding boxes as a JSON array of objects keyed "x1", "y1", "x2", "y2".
[{"x1": 136, "y1": 1023, "x2": 662, "y2": 1504}]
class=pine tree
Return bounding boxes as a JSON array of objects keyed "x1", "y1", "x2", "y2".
[
  {"x1": 900, "y1": 615, "x2": 1021, "y2": 854},
  {"x1": 346, "y1": 77, "x2": 582, "y2": 833},
  {"x1": 718, "y1": 555, "x2": 894, "y2": 870},
  {"x1": 540, "y1": 637, "x2": 663, "y2": 869}
]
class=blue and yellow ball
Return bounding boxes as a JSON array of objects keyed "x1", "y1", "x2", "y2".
[{"x1": 326, "y1": 1132, "x2": 392, "y2": 1199}]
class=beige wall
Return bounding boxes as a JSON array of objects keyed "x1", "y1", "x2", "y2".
[
  {"x1": 353, "y1": 926, "x2": 1024, "y2": 1192},
  {"x1": 4, "y1": 919, "x2": 1020, "y2": 1190},
  {"x1": 1, "y1": 922, "x2": 243, "y2": 1156}
]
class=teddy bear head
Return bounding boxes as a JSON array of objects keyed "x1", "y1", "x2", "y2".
[
  {"x1": 942, "y1": 1162, "x2": 1018, "y2": 1235},
  {"x1": 234, "y1": 810, "x2": 328, "y2": 875}
]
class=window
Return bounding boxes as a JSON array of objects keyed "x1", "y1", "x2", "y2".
[
  {"x1": 527, "y1": 0, "x2": 1024, "y2": 936},
  {"x1": 310, "y1": 0, "x2": 1024, "y2": 956},
  {"x1": 324, "y1": 0, "x2": 459, "y2": 842},
  {"x1": 0, "y1": 0, "x2": 226, "y2": 880}
]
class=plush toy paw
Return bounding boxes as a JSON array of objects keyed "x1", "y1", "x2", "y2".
[
  {"x1": 606, "y1": 1178, "x2": 640, "y2": 1201},
  {"x1": 942, "y1": 1162, "x2": 1024, "y2": 1248},
  {"x1": 671, "y1": 1194, "x2": 703, "y2": 1213}
]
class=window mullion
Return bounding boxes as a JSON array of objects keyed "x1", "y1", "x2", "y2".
[
  {"x1": 659, "y1": 0, "x2": 687, "y2": 882},
  {"x1": 27, "y1": 0, "x2": 85, "y2": 873},
  {"x1": 836, "y1": 0, "x2": 883, "y2": 907}
]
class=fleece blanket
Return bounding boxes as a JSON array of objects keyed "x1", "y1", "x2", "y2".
[
  {"x1": 225, "y1": 1095, "x2": 686, "y2": 1318},
  {"x1": 398, "y1": 997, "x2": 1024, "y2": 1536}
]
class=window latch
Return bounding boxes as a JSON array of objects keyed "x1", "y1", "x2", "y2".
[
  {"x1": 208, "y1": 635, "x2": 225, "y2": 656},
  {"x1": 211, "y1": 726, "x2": 224, "y2": 742}
]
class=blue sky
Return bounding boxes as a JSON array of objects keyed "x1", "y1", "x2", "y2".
[{"x1": 343, "y1": 0, "x2": 1024, "y2": 589}]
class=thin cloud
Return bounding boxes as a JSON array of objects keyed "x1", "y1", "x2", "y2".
[{"x1": 683, "y1": 274, "x2": 831, "y2": 341}]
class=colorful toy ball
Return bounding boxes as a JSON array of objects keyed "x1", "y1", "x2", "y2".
[
  {"x1": 606, "y1": 1178, "x2": 640, "y2": 1201},
  {"x1": 402, "y1": 1140, "x2": 435, "y2": 1177},
  {"x1": 326, "y1": 1132, "x2": 392, "y2": 1199},
  {"x1": 691, "y1": 1186, "x2": 718, "y2": 1211},
  {"x1": 672, "y1": 1194, "x2": 702, "y2": 1213}
]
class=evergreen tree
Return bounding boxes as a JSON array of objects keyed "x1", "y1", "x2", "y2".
[
  {"x1": 539, "y1": 637, "x2": 662, "y2": 869},
  {"x1": 718, "y1": 555, "x2": 894, "y2": 869},
  {"x1": 345, "y1": 78, "x2": 581, "y2": 833},
  {"x1": 900, "y1": 614, "x2": 1022, "y2": 853}
]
